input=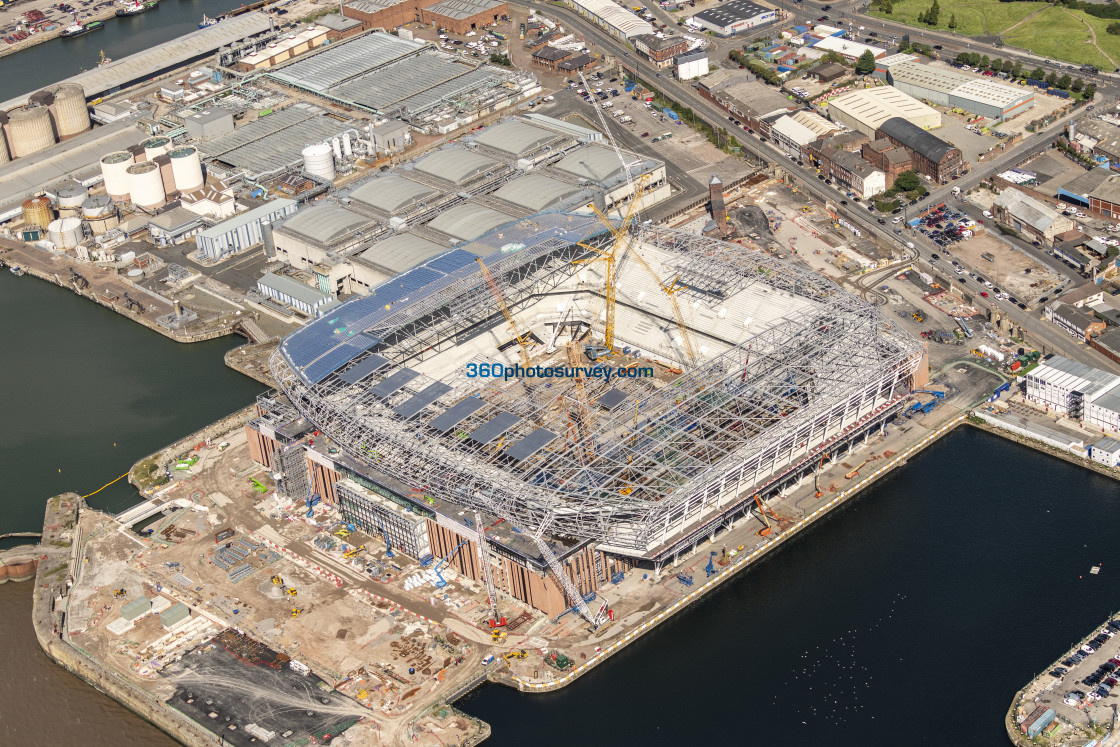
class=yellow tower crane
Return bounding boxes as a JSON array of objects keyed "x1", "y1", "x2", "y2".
[
  {"x1": 624, "y1": 250, "x2": 697, "y2": 366},
  {"x1": 476, "y1": 258, "x2": 532, "y2": 367}
]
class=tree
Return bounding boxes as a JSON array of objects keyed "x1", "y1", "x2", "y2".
[
  {"x1": 856, "y1": 49, "x2": 877, "y2": 75},
  {"x1": 1108, "y1": 21, "x2": 1120, "y2": 35},
  {"x1": 981, "y1": 55, "x2": 990, "y2": 70},
  {"x1": 948, "y1": 13, "x2": 956, "y2": 28},
  {"x1": 1012, "y1": 60, "x2": 1023, "y2": 78},
  {"x1": 1084, "y1": 82, "x2": 1097, "y2": 99},
  {"x1": 1030, "y1": 67, "x2": 1045, "y2": 80},
  {"x1": 489, "y1": 53, "x2": 512, "y2": 67},
  {"x1": 1002, "y1": 59, "x2": 1014, "y2": 73},
  {"x1": 1046, "y1": 71, "x2": 1058, "y2": 86},
  {"x1": 927, "y1": 0, "x2": 940, "y2": 24},
  {"x1": 1072, "y1": 78, "x2": 1085, "y2": 92},
  {"x1": 990, "y1": 58, "x2": 1003, "y2": 71},
  {"x1": 894, "y1": 170, "x2": 921, "y2": 192},
  {"x1": 1057, "y1": 74, "x2": 1072, "y2": 90}
]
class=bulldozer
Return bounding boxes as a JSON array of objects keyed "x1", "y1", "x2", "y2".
[
  {"x1": 286, "y1": 587, "x2": 297, "y2": 597},
  {"x1": 291, "y1": 607, "x2": 303, "y2": 618},
  {"x1": 113, "y1": 588, "x2": 127, "y2": 597},
  {"x1": 271, "y1": 575, "x2": 282, "y2": 585}
]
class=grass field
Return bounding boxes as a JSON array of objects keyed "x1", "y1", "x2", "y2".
[{"x1": 869, "y1": 0, "x2": 1120, "y2": 68}]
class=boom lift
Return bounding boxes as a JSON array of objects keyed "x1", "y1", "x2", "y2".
[
  {"x1": 912, "y1": 389, "x2": 945, "y2": 399},
  {"x1": 813, "y1": 452, "x2": 829, "y2": 498},
  {"x1": 845, "y1": 459, "x2": 870, "y2": 480},
  {"x1": 433, "y1": 538, "x2": 468, "y2": 589},
  {"x1": 476, "y1": 258, "x2": 532, "y2": 367},
  {"x1": 475, "y1": 512, "x2": 506, "y2": 628},
  {"x1": 704, "y1": 551, "x2": 717, "y2": 578},
  {"x1": 376, "y1": 517, "x2": 394, "y2": 559},
  {"x1": 752, "y1": 494, "x2": 777, "y2": 537}
]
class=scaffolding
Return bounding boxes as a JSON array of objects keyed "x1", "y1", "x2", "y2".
[{"x1": 272, "y1": 221, "x2": 924, "y2": 559}]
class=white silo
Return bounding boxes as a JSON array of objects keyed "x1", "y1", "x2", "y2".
[
  {"x1": 141, "y1": 136, "x2": 171, "y2": 160},
  {"x1": 168, "y1": 146, "x2": 204, "y2": 192},
  {"x1": 47, "y1": 217, "x2": 83, "y2": 249},
  {"x1": 56, "y1": 184, "x2": 88, "y2": 217},
  {"x1": 331, "y1": 137, "x2": 343, "y2": 163},
  {"x1": 127, "y1": 161, "x2": 166, "y2": 208},
  {"x1": 342, "y1": 133, "x2": 353, "y2": 158},
  {"x1": 302, "y1": 142, "x2": 335, "y2": 181},
  {"x1": 100, "y1": 151, "x2": 135, "y2": 201}
]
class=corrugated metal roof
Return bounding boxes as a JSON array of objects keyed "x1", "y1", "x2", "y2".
[
  {"x1": 349, "y1": 174, "x2": 440, "y2": 214},
  {"x1": 472, "y1": 120, "x2": 560, "y2": 156},
  {"x1": 427, "y1": 203, "x2": 515, "y2": 242},
  {"x1": 159, "y1": 602, "x2": 191, "y2": 627},
  {"x1": 269, "y1": 32, "x2": 425, "y2": 91},
  {"x1": 259, "y1": 272, "x2": 333, "y2": 306},
  {"x1": 197, "y1": 198, "x2": 298, "y2": 239},
  {"x1": 276, "y1": 203, "x2": 376, "y2": 243},
  {"x1": 553, "y1": 144, "x2": 632, "y2": 183},
  {"x1": 492, "y1": 174, "x2": 584, "y2": 212},
  {"x1": 120, "y1": 597, "x2": 152, "y2": 621},
  {"x1": 413, "y1": 147, "x2": 502, "y2": 184},
  {"x1": 828, "y1": 87, "x2": 940, "y2": 131},
  {"x1": 425, "y1": 0, "x2": 505, "y2": 20},
  {"x1": 877, "y1": 117, "x2": 956, "y2": 163},
  {"x1": 359, "y1": 233, "x2": 453, "y2": 275}
]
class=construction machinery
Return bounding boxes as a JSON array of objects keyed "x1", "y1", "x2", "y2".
[
  {"x1": 475, "y1": 511, "x2": 506, "y2": 628},
  {"x1": 503, "y1": 650, "x2": 527, "y2": 662},
  {"x1": 286, "y1": 587, "x2": 297, "y2": 597},
  {"x1": 491, "y1": 629, "x2": 508, "y2": 643},
  {"x1": 625, "y1": 250, "x2": 697, "y2": 365},
  {"x1": 753, "y1": 493, "x2": 776, "y2": 536},
  {"x1": 291, "y1": 607, "x2": 303, "y2": 618},
  {"x1": 335, "y1": 528, "x2": 350, "y2": 539},
  {"x1": 845, "y1": 459, "x2": 870, "y2": 480},
  {"x1": 704, "y1": 551, "x2": 717, "y2": 578},
  {"x1": 249, "y1": 478, "x2": 267, "y2": 493},
  {"x1": 271, "y1": 575, "x2": 283, "y2": 585},
  {"x1": 433, "y1": 538, "x2": 468, "y2": 589},
  {"x1": 912, "y1": 389, "x2": 945, "y2": 399},
  {"x1": 113, "y1": 588, "x2": 126, "y2": 597},
  {"x1": 344, "y1": 545, "x2": 365, "y2": 559},
  {"x1": 912, "y1": 311, "x2": 925, "y2": 322},
  {"x1": 305, "y1": 493, "x2": 320, "y2": 518},
  {"x1": 813, "y1": 452, "x2": 829, "y2": 498},
  {"x1": 476, "y1": 258, "x2": 532, "y2": 366},
  {"x1": 375, "y1": 518, "x2": 394, "y2": 559}
]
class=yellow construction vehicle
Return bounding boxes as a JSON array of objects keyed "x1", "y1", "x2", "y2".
[
  {"x1": 286, "y1": 587, "x2": 297, "y2": 597},
  {"x1": 503, "y1": 650, "x2": 527, "y2": 662},
  {"x1": 491, "y1": 630, "x2": 508, "y2": 643},
  {"x1": 271, "y1": 575, "x2": 282, "y2": 585},
  {"x1": 291, "y1": 607, "x2": 303, "y2": 618},
  {"x1": 912, "y1": 312, "x2": 925, "y2": 323},
  {"x1": 335, "y1": 529, "x2": 350, "y2": 538},
  {"x1": 113, "y1": 588, "x2": 126, "y2": 597},
  {"x1": 344, "y1": 545, "x2": 365, "y2": 559}
]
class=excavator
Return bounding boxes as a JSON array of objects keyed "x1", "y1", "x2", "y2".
[
  {"x1": 291, "y1": 607, "x2": 303, "y2": 618},
  {"x1": 344, "y1": 545, "x2": 365, "y2": 559},
  {"x1": 503, "y1": 650, "x2": 527, "y2": 664},
  {"x1": 813, "y1": 453, "x2": 829, "y2": 498},
  {"x1": 113, "y1": 588, "x2": 127, "y2": 597},
  {"x1": 286, "y1": 587, "x2": 297, "y2": 597},
  {"x1": 271, "y1": 575, "x2": 283, "y2": 585}
]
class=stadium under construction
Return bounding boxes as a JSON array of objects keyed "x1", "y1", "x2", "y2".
[{"x1": 248, "y1": 210, "x2": 925, "y2": 621}]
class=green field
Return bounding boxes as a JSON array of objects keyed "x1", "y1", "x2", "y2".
[{"x1": 869, "y1": 0, "x2": 1120, "y2": 68}]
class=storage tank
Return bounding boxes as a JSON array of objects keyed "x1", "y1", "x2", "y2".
[
  {"x1": 142, "y1": 136, "x2": 171, "y2": 160},
  {"x1": 331, "y1": 137, "x2": 343, "y2": 163},
  {"x1": 302, "y1": 142, "x2": 335, "y2": 180},
  {"x1": 56, "y1": 183, "x2": 87, "y2": 217},
  {"x1": 21, "y1": 196, "x2": 54, "y2": 229},
  {"x1": 127, "y1": 161, "x2": 165, "y2": 208},
  {"x1": 101, "y1": 151, "x2": 135, "y2": 201},
  {"x1": 7, "y1": 104, "x2": 56, "y2": 158},
  {"x1": 342, "y1": 133, "x2": 353, "y2": 158},
  {"x1": 47, "y1": 217, "x2": 83, "y2": 249},
  {"x1": 83, "y1": 194, "x2": 119, "y2": 236},
  {"x1": 168, "y1": 146, "x2": 204, "y2": 192},
  {"x1": 47, "y1": 83, "x2": 90, "y2": 140},
  {"x1": 0, "y1": 112, "x2": 10, "y2": 165}
]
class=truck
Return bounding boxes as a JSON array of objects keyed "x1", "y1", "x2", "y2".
[
  {"x1": 663, "y1": 107, "x2": 678, "y2": 120},
  {"x1": 619, "y1": 115, "x2": 633, "y2": 124}
]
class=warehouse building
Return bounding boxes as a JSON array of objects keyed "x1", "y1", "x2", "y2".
[
  {"x1": 1024, "y1": 355, "x2": 1120, "y2": 431},
  {"x1": 675, "y1": 51, "x2": 709, "y2": 81},
  {"x1": 563, "y1": 0, "x2": 654, "y2": 39},
  {"x1": 811, "y1": 35, "x2": 886, "y2": 62},
  {"x1": 1091, "y1": 437, "x2": 1120, "y2": 468},
  {"x1": 257, "y1": 272, "x2": 339, "y2": 317},
  {"x1": 884, "y1": 61, "x2": 1034, "y2": 121},
  {"x1": 272, "y1": 204, "x2": 380, "y2": 267},
  {"x1": 697, "y1": 70, "x2": 797, "y2": 132},
  {"x1": 769, "y1": 114, "x2": 819, "y2": 159},
  {"x1": 267, "y1": 32, "x2": 538, "y2": 133},
  {"x1": 195, "y1": 198, "x2": 298, "y2": 261},
  {"x1": 420, "y1": 0, "x2": 509, "y2": 34},
  {"x1": 316, "y1": 13, "x2": 364, "y2": 42},
  {"x1": 875, "y1": 117, "x2": 962, "y2": 183},
  {"x1": 690, "y1": 0, "x2": 777, "y2": 36},
  {"x1": 991, "y1": 189, "x2": 1074, "y2": 247},
  {"x1": 872, "y1": 53, "x2": 919, "y2": 79},
  {"x1": 827, "y1": 86, "x2": 941, "y2": 138}
]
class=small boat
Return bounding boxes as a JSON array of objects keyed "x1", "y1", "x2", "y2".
[
  {"x1": 198, "y1": 13, "x2": 220, "y2": 29},
  {"x1": 9, "y1": 265, "x2": 26, "y2": 276},
  {"x1": 115, "y1": 0, "x2": 158, "y2": 17},
  {"x1": 60, "y1": 20, "x2": 104, "y2": 37},
  {"x1": 97, "y1": 49, "x2": 113, "y2": 66}
]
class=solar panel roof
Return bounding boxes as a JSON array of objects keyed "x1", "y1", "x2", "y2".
[
  {"x1": 428, "y1": 397, "x2": 487, "y2": 433},
  {"x1": 469, "y1": 411, "x2": 521, "y2": 444},
  {"x1": 504, "y1": 427, "x2": 560, "y2": 461},
  {"x1": 368, "y1": 368, "x2": 419, "y2": 398},
  {"x1": 596, "y1": 388, "x2": 629, "y2": 411},
  {"x1": 338, "y1": 354, "x2": 391, "y2": 384},
  {"x1": 392, "y1": 382, "x2": 453, "y2": 419}
]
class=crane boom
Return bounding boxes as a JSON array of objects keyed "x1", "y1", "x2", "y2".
[
  {"x1": 476, "y1": 258, "x2": 531, "y2": 366},
  {"x1": 474, "y1": 512, "x2": 506, "y2": 628},
  {"x1": 624, "y1": 250, "x2": 697, "y2": 365},
  {"x1": 579, "y1": 71, "x2": 634, "y2": 200}
]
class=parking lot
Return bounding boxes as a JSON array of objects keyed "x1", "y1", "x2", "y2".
[{"x1": 1025, "y1": 616, "x2": 1120, "y2": 732}]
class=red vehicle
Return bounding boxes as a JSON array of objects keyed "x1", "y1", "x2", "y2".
[{"x1": 980, "y1": 292, "x2": 989, "y2": 297}]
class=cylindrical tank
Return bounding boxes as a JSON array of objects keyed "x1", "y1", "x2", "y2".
[
  {"x1": 82, "y1": 194, "x2": 116, "y2": 219},
  {"x1": 142, "y1": 136, "x2": 171, "y2": 160},
  {"x1": 127, "y1": 143, "x2": 145, "y2": 161},
  {"x1": 21, "y1": 196, "x2": 54, "y2": 229},
  {"x1": 101, "y1": 151, "x2": 135, "y2": 201},
  {"x1": 342, "y1": 133, "x2": 353, "y2": 158},
  {"x1": 302, "y1": 142, "x2": 335, "y2": 181},
  {"x1": 154, "y1": 154, "x2": 175, "y2": 196},
  {"x1": 0, "y1": 112, "x2": 10, "y2": 165},
  {"x1": 56, "y1": 183, "x2": 88, "y2": 217},
  {"x1": 331, "y1": 137, "x2": 343, "y2": 163},
  {"x1": 126, "y1": 161, "x2": 165, "y2": 208},
  {"x1": 47, "y1": 217, "x2": 82, "y2": 249},
  {"x1": 6, "y1": 104, "x2": 56, "y2": 158},
  {"x1": 86, "y1": 211, "x2": 120, "y2": 236},
  {"x1": 168, "y1": 146, "x2": 204, "y2": 192},
  {"x1": 261, "y1": 221, "x2": 276, "y2": 258},
  {"x1": 47, "y1": 83, "x2": 90, "y2": 140}
]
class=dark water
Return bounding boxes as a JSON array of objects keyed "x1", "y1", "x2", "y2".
[
  {"x1": 4, "y1": 268, "x2": 1120, "y2": 745},
  {"x1": 0, "y1": 0, "x2": 259, "y2": 101},
  {"x1": 459, "y1": 427, "x2": 1120, "y2": 745}
]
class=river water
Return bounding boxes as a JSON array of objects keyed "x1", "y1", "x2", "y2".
[
  {"x1": 5, "y1": 269, "x2": 1120, "y2": 744},
  {"x1": 0, "y1": 0, "x2": 257, "y2": 102}
]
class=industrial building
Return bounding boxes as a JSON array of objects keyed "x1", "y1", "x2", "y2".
[
  {"x1": 991, "y1": 189, "x2": 1075, "y2": 247},
  {"x1": 883, "y1": 60, "x2": 1034, "y2": 121},
  {"x1": 1047, "y1": 303, "x2": 1105, "y2": 341},
  {"x1": 1024, "y1": 355, "x2": 1120, "y2": 432},
  {"x1": 250, "y1": 207, "x2": 924, "y2": 622},
  {"x1": 810, "y1": 36, "x2": 886, "y2": 62},
  {"x1": 421, "y1": 0, "x2": 509, "y2": 33},
  {"x1": 563, "y1": 0, "x2": 654, "y2": 39},
  {"x1": 769, "y1": 114, "x2": 820, "y2": 159},
  {"x1": 267, "y1": 114, "x2": 668, "y2": 296},
  {"x1": 1091, "y1": 437, "x2": 1120, "y2": 468},
  {"x1": 256, "y1": 272, "x2": 339, "y2": 317},
  {"x1": 195, "y1": 198, "x2": 298, "y2": 261},
  {"x1": 633, "y1": 34, "x2": 690, "y2": 69},
  {"x1": 265, "y1": 32, "x2": 538, "y2": 133},
  {"x1": 875, "y1": 117, "x2": 962, "y2": 183},
  {"x1": 689, "y1": 0, "x2": 777, "y2": 36},
  {"x1": 697, "y1": 70, "x2": 798, "y2": 133},
  {"x1": 826, "y1": 86, "x2": 941, "y2": 138}
]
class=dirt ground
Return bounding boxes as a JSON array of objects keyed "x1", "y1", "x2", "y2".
[{"x1": 947, "y1": 232, "x2": 1061, "y2": 301}]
